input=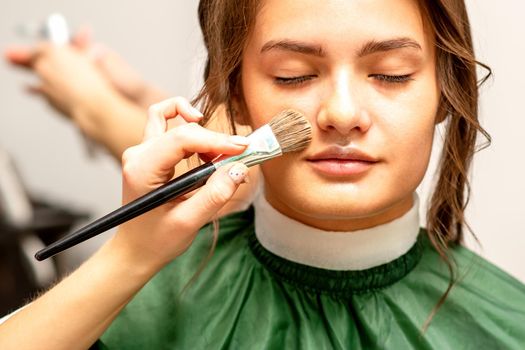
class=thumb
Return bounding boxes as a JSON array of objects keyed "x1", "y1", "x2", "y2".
[{"x1": 170, "y1": 162, "x2": 249, "y2": 230}]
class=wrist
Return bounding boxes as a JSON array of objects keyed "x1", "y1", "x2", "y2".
[
  {"x1": 72, "y1": 89, "x2": 146, "y2": 158},
  {"x1": 128, "y1": 79, "x2": 150, "y2": 104},
  {"x1": 103, "y1": 229, "x2": 168, "y2": 279},
  {"x1": 71, "y1": 87, "x2": 124, "y2": 140}
]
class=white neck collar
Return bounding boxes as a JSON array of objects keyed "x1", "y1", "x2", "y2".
[{"x1": 253, "y1": 193, "x2": 420, "y2": 271}]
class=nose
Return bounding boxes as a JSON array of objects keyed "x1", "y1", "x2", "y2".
[{"x1": 316, "y1": 69, "x2": 371, "y2": 135}]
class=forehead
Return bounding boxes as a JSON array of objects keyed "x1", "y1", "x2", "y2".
[{"x1": 250, "y1": 0, "x2": 431, "y2": 54}]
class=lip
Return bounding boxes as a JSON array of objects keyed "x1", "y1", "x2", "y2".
[{"x1": 306, "y1": 146, "x2": 379, "y2": 176}]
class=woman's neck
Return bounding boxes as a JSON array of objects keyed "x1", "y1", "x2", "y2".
[{"x1": 253, "y1": 193, "x2": 421, "y2": 270}]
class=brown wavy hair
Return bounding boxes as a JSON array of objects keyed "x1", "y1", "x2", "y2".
[{"x1": 194, "y1": 0, "x2": 491, "y2": 325}]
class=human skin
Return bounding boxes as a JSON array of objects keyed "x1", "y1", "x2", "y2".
[
  {"x1": 0, "y1": 0, "x2": 441, "y2": 348},
  {"x1": 5, "y1": 35, "x2": 259, "y2": 208},
  {"x1": 0, "y1": 98, "x2": 249, "y2": 349},
  {"x1": 5, "y1": 42, "x2": 148, "y2": 159},
  {"x1": 239, "y1": 0, "x2": 440, "y2": 231},
  {"x1": 5, "y1": 28, "x2": 171, "y2": 159}
]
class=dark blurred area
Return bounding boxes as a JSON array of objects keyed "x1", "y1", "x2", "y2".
[{"x1": 0, "y1": 147, "x2": 88, "y2": 316}]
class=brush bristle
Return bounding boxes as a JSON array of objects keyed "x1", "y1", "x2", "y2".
[{"x1": 268, "y1": 110, "x2": 312, "y2": 153}]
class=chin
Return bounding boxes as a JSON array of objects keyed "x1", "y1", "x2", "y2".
[
  {"x1": 261, "y1": 159, "x2": 418, "y2": 225},
  {"x1": 296, "y1": 195, "x2": 390, "y2": 219},
  {"x1": 270, "y1": 185, "x2": 394, "y2": 218}
]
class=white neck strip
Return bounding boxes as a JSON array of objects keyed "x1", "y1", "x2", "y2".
[{"x1": 254, "y1": 194, "x2": 420, "y2": 271}]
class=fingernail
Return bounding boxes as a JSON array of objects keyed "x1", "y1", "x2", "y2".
[
  {"x1": 190, "y1": 106, "x2": 204, "y2": 118},
  {"x1": 228, "y1": 163, "x2": 248, "y2": 184},
  {"x1": 229, "y1": 135, "x2": 250, "y2": 146}
]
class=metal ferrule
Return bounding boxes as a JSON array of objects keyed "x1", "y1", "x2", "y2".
[{"x1": 213, "y1": 124, "x2": 282, "y2": 169}]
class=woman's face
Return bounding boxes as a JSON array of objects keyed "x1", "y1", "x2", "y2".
[{"x1": 240, "y1": 0, "x2": 439, "y2": 230}]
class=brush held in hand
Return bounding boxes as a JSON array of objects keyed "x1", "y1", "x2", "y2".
[{"x1": 35, "y1": 109, "x2": 312, "y2": 261}]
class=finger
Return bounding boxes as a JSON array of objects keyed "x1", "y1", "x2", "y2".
[
  {"x1": 29, "y1": 43, "x2": 56, "y2": 76},
  {"x1": 198, "y1": 152, "x2": 217, "y2": 163},
  {"x1": 26, "y1": 83, "x2": 57, "y2": 100},
  {"x1": 72, "y1": 26, "x2": 93, "y2": 51},
  {"x1": 26, "y1": 83, "x2": 69, "y2": 117},
  {"x1": 4, "y1": 45, "x2": 36, "y2": 68},
  {"x1": 25, "y1": 84, "x2": 44, "y2": 96},
  {"x1": 144, "y1": 97, "x2": 204, "y2": 141},
  {"x1": 123, "y1": 123, "x2": 249, "y2": 187},
  {"x1": 168, "y1": 162, "x2": 249, "y2": 231}
]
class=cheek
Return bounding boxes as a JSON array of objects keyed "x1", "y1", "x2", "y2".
[
  {"x1": 382, "y1": 68, "x2": 438, "y2": 130},
  {"x1": 386, "y1": 98, "x2": 436, "y2": 148},
  {"x1": 381, "y1": 82, "x2": 438, "y2": 182}
]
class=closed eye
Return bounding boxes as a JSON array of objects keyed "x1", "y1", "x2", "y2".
[
  {"x1": 274, "y1": 75, "x2": 317, "y2": 86},
  {"x1": 369, "y1": 74, "x2": 413, "y2": 83}
]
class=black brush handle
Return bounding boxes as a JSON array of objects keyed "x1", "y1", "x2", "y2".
[{"x1": 35, "y1": 162, "x2": 216, "y2": 261}]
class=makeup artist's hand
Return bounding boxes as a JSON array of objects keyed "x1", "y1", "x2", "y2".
[
  {"x1": 70, "y1": 28, "x2": 168, "y2": 107},
  {"x1": 6, "y1": 42, "x2": 118, "y2": 123},
  {"x1": 111, "y1": 97, "x2": 249, "y2": 271},
  {"x1": 6, "y1": 28, "x2": 167, "y2": 108},
  {"x1": 89, "y1": 44, "x2": 169, "y2": 107},
  {"x1": 74, "y1": 28, "x2": 168, "y2": 107},
  {"x1": 4, "y1": 29, "x2": 163, "y2": 158},
  {"x1": 0, "y1": 97, "x2": 249, "y2": 350}
]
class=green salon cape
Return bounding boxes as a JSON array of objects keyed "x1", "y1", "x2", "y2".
[{"x1": 96, "y1": 208, "x2": 525, "y2": 349}]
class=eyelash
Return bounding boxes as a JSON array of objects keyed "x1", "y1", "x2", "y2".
[
  {"x1": 274, "y1": 75, "x2": 317, "y2": 86},
  {"x1": 274, "y1": 74, "x2": 413, "y2": 86},
  {"x1": 369, "y1": 74, "x2": 413, "y2": 83}
]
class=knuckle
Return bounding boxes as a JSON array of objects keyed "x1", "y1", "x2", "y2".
[
  {"x1": 121, "y1": 161, "x2": 145, "y2": 191},
  {"x1": 121, "y1": 147, "x2": 144, "y2": 184},
  {"x1": 121, "y1": 164, "x2": 135, "y2": 186},
  {"x1": 148, "y1": 96, "x2": 187, "y2": 118},
  {"x1": 121, "y1": 160, "x2": 138, "y2": 183},
  {"x1": 172, "y1": 96, "x2": 187, "y2": 105},
  {"x1": 33, "y1": 59, "x2": 46, "y2": 74},
  {"x1": 121, "y1": 146, "x2": 139, "y2": 165},
  {"x1": 147, "y1": 103, "x2": 162, "y2": 117}
]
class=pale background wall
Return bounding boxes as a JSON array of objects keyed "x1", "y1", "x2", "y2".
[{"x1": 0, "y1": 1, "x2": 523, "y2": 281}]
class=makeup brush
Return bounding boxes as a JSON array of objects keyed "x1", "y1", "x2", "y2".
[{"x1": 35, "y1": 110, "x2": 312, "y2": 261}]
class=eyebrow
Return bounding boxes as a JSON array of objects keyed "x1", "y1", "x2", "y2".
[
  {"x1": 261, "y1": 40, "x2": 324, "y2": 57},
  {"x1": 260, "y1": 37, "x2": 422, "y2": 58},
  {"x1": 357, "y1": 37, "x2": 422, "y2": 57}
]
